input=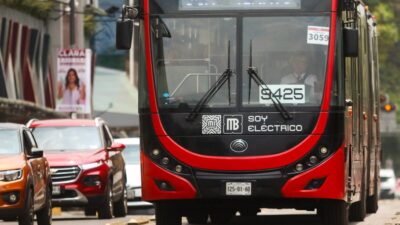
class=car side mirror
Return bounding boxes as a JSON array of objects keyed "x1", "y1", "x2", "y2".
[
  {"x1": 108, "y1": 142, "x2": 125, "y2": 152},
  {"x1": 29, "y1": 148, "x2": 43, "y2": 159},
  {"x1": 343, "y1": 28, "x2": 358, "y2": 57}
]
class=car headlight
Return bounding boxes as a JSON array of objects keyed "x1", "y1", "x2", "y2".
[
  {"x1": 0, "y1": 170, "x2": 22, "y2": 182},
  {"x1": 81, "y1": 161, "x2": 103, "y2": 170}
]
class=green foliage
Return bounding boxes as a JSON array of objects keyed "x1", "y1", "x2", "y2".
[
  {"x1": 369, "y1": 1, "x2": 400, "y2": 122},
  {"x1": 0, "y1": 0, "x2": 54, "y2": 20},
  {"x1": 373, "y1": 3, "x2": 398, "y2": 63},
  {"x1": 84, "y1": 14, "x2": 97, "y2": 38}
]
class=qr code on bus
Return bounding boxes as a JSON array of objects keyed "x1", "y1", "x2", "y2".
[{"x1": 202, "y1": 115, "x2": 222, "y2": 135}]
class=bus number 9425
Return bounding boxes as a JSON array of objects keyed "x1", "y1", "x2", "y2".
[{"x1": 259, "y1": 85, "x2": 305, "y2": 104}]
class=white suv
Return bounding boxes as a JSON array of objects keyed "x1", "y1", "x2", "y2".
[
  {"x1": 115, "y1": 138, "x2": 153, "y2": 208},
  {"x1": 380, "y1": 168, "x2": 396, "y2": 199}
]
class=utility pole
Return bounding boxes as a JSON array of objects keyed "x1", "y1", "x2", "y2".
[
  {"x1": 129, "y1": 0, "x2": 135, "y2": 86},
  {"x1": 70, "y1": 0, "x2": 75, "y2": 48}
]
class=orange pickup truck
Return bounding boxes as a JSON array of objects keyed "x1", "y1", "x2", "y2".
[{"x1": 0, "y1": 123, "x2": 52, "y2": 225}]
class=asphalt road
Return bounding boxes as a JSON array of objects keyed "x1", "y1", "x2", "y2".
[{"x1": 2, "y1": 199, "x2": 400, "y2": 225}]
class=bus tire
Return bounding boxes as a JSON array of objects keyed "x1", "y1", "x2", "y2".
[
  {"x1": 349, "y1": 173, "x2": 367, "y2": 221},
  {"x1": 209, "y1": 209, "x2": 235, "y2": 224},
  {"x1": 239, "y1": 208, "x2": 259, "y2": 218},
  {"x1": 366, "y1": 194, "x2": 378, "y2": 213},
  {"x1": 155, "y1": 202, "x2": 181, "y2": 225},
  {"x1": 349, "y1": 198, "x2": 366, "y2": 221},
  {"x1": 319, "y1": 200, "x2": 348, "y2": 225},
  {"x1": 186, "y1": 211, "x2": 208, "y2": 224},
  {"x1": 367, "y1": 167, "x2": 379, "y2": 213}
]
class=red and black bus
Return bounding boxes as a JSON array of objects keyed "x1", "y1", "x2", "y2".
[{"x1": 117, "y1": 0, "x2": 380, "y2": 225}]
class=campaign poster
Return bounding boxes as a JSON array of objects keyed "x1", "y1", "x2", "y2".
[{"x1": 56, "y1": 49, "x2": 92, "y2": 114}]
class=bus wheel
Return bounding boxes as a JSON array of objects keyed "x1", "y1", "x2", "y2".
[
  {"x1": 155, "y1": 202, "x2": 181, "y2": 225},
  {"x1": 366, "y1": 193, "x2": 378, "y2": 213},
  {"x1": 366, "y1": 176, "x2": 379, "y2": 213},
  {"x1": 239, "y1": 208, "x2": 259, "y2": 218},
  {"x1": 318, "y1": 200, "x2": 348, "y2": 225},
  {"x1": 186, "y1": 211, "x2": 208, "y2": 224},
  {"x1": 349, "y1": 179, "x2": 366, "y2": 221},
  {"x1": 209, "y1": 209, "x2": 235, "y2": 224}
]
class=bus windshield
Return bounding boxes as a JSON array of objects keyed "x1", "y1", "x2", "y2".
[{"x1": 151, "y1": 14, "x2": 330, "y2": 110}]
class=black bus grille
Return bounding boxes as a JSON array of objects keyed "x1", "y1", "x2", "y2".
[{"x1": 51, "y1": 166, "x2": 81, "y2": 183}]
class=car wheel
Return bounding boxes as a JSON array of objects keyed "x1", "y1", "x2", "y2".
[
  {"x1": 98, "y1": 182, "x2": 114, "y2": 219},
  {"x1": 84, "y1": 207, "x2": 97, "y2": 216},
  {"x1": 36, "y1": 185, "x2": 52, "y2": 225},
  {"x1": 318, "y1": 200, "x2": 348, "y2": 225},
  {"x1": 113, "y1": 186, "x2": 128, "y2": 217},
  {"x1": 18, "y1": 189, "x2": 34, "y2": 225}
]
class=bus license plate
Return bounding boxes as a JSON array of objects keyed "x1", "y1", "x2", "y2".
[
  {"x1": 226, "y1": 182, "x2": 251, "y2": 196},
  {"x1": 52, "y1": 186, "x2": 61, "y2": 195}
]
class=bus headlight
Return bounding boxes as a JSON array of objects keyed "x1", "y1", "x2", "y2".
[
  {"x1": 309, "y1": 156, "x2": 318, "y2": 165},
  {"x1": 152, "y1": 149, "x2": 161, "y2": 157},
  {"x1": 295, "y1": 164, "x2": 304, "y2": 172},
  {"x1": 319, "y1": 147, "x2": 329, "y2": 157},
  {"x1": 146, "y1": 142, "x2": 191, "y2": 175}
]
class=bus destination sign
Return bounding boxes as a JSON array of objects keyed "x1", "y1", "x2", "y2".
[{"x1": 180, "y1": 0, "x2": 301, "y2": 10}]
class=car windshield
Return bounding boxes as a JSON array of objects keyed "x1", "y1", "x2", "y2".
[
  {"x1": 122, "y1": 144, "x2": 140, "y2": 165},
  {"x1": 0, "y1": 130, "x2": 21, "y2": 154},
  {"x1": 32, "y1": 127, "x2": 102, "y2": 151},
  {"x1": 152, "y1": 15, "x2": 330, "y2": 110}
]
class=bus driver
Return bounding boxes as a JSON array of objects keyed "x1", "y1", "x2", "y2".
[{"x1": 280, "y1": 53, "x2": 318, "y2": 104}]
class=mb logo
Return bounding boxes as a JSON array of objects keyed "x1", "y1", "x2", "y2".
[{"x1": 223, "y1": 115, "x2": 243, "y2": 134}]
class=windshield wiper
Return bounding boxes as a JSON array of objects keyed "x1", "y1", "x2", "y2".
[
  {"x1": 186, "y1": 41, "x2": 233, "y2": 121},
  {"x1": 247, "y1": 40, "x2": 292, "y2": 120}
]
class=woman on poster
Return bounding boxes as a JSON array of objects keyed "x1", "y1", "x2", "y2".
[{"x1": 57, "y1": 68, "x2": 86, "y2": 106}]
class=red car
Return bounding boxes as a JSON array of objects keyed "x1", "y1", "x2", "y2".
[{"x1": 28, "y1": 118, "x2": 127, "y2": 219}]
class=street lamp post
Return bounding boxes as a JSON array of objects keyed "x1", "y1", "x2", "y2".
[{"x1": 70, "y1": 0, "x2": 75, "y2": 47}]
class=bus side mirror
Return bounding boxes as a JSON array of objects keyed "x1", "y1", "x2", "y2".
[
  {"x1": 116, "y1": 5, "x2": 140, "y2": 50},
  {"x1": 116, "y1": 19, "x2": 133, "y2": 50},
  {"x1": 343, "y1": 28, "x2": 358, "y2": 57}
]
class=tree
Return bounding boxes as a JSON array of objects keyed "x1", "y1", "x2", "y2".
[
  {"x1": 0, "y1": 0, "x2": 54, "y2": 20},
  {"x1": 369, "y1": 1, "x2": 400, "y2": 121}
]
